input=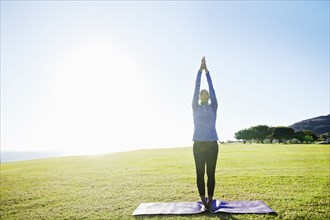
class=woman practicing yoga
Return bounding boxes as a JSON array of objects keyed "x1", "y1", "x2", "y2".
[{"x1": 192, "y1": 57, "x2": 219, "y2": 211}]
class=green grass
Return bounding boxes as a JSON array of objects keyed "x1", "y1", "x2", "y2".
[{"x1": 1, "y1": 144, "x2": 329, "y2": 219}]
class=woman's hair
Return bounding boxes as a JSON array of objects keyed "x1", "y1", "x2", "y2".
[{"x1": 200, "y1": 89, "x2": 209, "y2": 95}]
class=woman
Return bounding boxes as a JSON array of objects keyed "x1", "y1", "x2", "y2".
[{"x1": 192, "y1": 57, "x2": 219, "y2": 211}]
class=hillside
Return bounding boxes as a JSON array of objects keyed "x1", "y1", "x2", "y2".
[
  {"x1": 289, "y1": 114, "x2": 330, "y2": 134},
  {"x1": 1, "y1": 144, "x2": 329, "y2": 219}
]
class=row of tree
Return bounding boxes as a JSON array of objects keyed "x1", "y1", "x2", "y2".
[{"x1": 234, "y1": 125, "x2": 327, "y2": 144}]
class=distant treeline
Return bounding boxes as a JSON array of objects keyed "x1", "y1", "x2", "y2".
[{"x1": 234, "y1": 125, "x2": 330, "y2": 144}]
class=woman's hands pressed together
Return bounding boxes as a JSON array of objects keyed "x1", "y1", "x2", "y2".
[{"x1": 199, "y1": 57, "x2": 209, "y2": 74}]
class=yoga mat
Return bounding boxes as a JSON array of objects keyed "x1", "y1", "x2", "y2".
[{"x1": 132, "y1": 200, "x2": 275, "y2": 215}]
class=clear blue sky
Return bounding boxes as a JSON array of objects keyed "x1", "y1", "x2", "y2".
[{"x1": 1, "y1": 1, "x2": 329, "y2": 154}]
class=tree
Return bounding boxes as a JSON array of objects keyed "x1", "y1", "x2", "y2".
[
  {"x1": 303, "y1": 135, "x2": 314, "y2": 143},
  {"x1": 272, "y1": 126, "x2": 295, "y2": 143},
  {"x1": 294, "y1": 131, "x2": 305, "y2": 143},
  {"x1": 294, "y1": 130, "x2": 318, "y2": 143},
  {"x1": 251, "y1": 125, "x2": 271, "y2": 143},
  {"x1": 268, "y1": 127, "x2": 275, "y2": 143},
  {"x1": 235, "y1": 128, "x2": 253, "y2": 144},
  {"x1": 320, "y1": 132, "x2": 330, "y2": 141},
  {"x1": 302, "y1": 130, "x2": 318, "y2": 141}
]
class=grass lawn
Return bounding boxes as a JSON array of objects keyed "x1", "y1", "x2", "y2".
[{"x1": 1, "y1": 144, "x2": 329, "y2": 219}]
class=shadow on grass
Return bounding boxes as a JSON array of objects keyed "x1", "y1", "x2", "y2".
[
  {"x1": 134, "y1": 212, "x2": 278, "y2": 219},
  {"x1": 219, "y1": 212, "x2": 278, "y2": 219}
]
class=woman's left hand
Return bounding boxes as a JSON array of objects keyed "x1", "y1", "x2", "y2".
[{"x1": 202, "y1": 57, "x2": 209, "y2": 73}]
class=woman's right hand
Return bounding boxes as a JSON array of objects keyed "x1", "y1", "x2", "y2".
[
  {"x1": 203, "y1": 57, "x2": 209, "y2": 73},
  {"x1": 200, "y1": 57, "x2": 208, "y2": 73},
  {"x1": 200, "y1": 57, "x2": 205, "y2": 72}
]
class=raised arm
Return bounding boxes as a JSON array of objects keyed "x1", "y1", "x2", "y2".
[
  {"x1": 192, "y1": 70, "x2": 202, "y2": 110},
  {"x1": 192, "y1": 58, "x2": 206, "y2": 109},
  {"x1": 206, "y1": 72, "x2": 218, "y2": 111},
  {"x1": 203, "y1": 57, "x2": 218, "y2": 111}
]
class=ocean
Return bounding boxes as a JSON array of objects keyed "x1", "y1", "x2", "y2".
[{"x1": 1, "y1": 151, "x2": 67, "y2": 163}]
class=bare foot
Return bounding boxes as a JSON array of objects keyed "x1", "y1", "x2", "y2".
[
  {"x1": 207, "y1": 197, "x2": 214, "y2": 212},
  {"x1": 200, "y1": 195, "x2": 208, "y2": 210}
]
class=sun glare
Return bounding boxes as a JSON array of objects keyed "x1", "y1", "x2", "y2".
[{"x1": 45, "y1": 39, "x2": 150, "y2": 154}]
